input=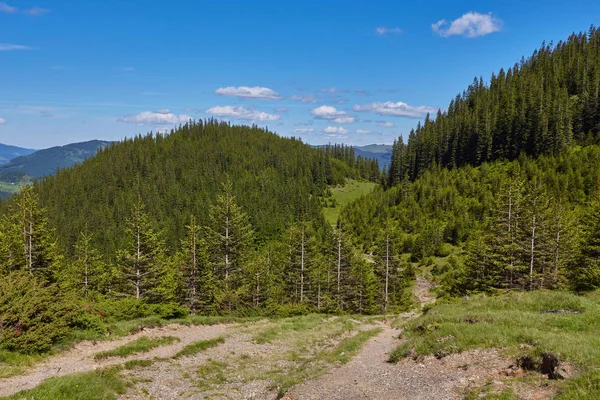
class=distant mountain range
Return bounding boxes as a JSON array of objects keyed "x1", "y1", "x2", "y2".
[
  {"x1": 0, "y1": 140, "x2": 112, "y2": 183},
  {"x1": 0, "y1": 143, "x2": 36, "y2": 164},
  {"x1": 354, "y1": 144, "x2": 393, "y2": 169}
]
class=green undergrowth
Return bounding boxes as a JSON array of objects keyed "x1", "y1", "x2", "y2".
[
  {"x1": 2, "y1": 367, "x2": 126, "y2": 400},
  {"x1": 94, "y1": 336, "x2": 179, "y2": 360},
  {"x1": 173, "y1": 337, "x2": 225, "y2": 359},
  {"x1": 389, "y1": 290, "x2": 600, "y2": 398}
]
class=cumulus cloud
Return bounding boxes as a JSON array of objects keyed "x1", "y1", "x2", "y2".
[
  {"x1": 293, "y1": 128, "x2": 315, "y2": 134},
  {"x1": 0, "y1": 117, "x2": 6, "y2": 124},
  {"x1": 0, "y1": 43, "x2": 32, "y2": 51},
  {"x1": 324, "y1": 126, "x2": 348, "y2": 134},
  {"x1": 375, "y1": 26, "x2": 403, "y2": 36},
  {"x1": 291, "y1": 94, "x2": 317, "y2": 104},
  {"x1": 206, "y1": 105, "x2": 280, "y2": 121},
  {"x1": 118, "y1": 110, "x2": 192, "y2": 125},
  {"x1": 311, "y1": 105, "x2": 355, "y2": 124},
  {"x1": 354, "y1": 101, "x2": 438, "y2": 118},
  {"x1": 378, "y1": 121, "x2": 395, "y2": 127},
  {"x1": 356, "y1": 129, "x2": 371, "y2": 134},
  {"x1": 432, "y1": 12, "x2": 502, "y2": 38},
  {"x1": 215, "y1": 86, "x2": 282, "y2": 100},
  {"x1": 24, "y1": 6, "x2": 49, "y2": 15},
  {"x1": 0, "y1": 2, "x2": 16, "y2": 13}
]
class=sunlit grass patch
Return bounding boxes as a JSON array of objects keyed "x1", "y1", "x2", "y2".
[
  {"x1": 94, "y1": 336, "x2": 179, "y2": 360},
  {"x1": 3, "y1": 367, "x2": 126, "y2": 400},
  {"x1": 173, "y1": 337, "x2": 224, "y2": 359}
]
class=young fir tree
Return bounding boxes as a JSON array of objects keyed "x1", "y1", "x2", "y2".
[
  {"x1": 349, "y1": 254, "x2": 378, "y2": 314},
  {"x1": 178, "y1": 216, "x2": 213, "y2": 312},
  {"x1": 206, "y1": 180, "x2": 254, "y2": 311},
  {"x1": 284, "y1": 221, "x2": 315, "y2": 304},
  {"x1": 63, "y1": 231, "x2": 105, "y2": 298},
  {"x1": 572, "y1": 190, "x2": 600, "y2": 290},
  {"x1": 0, "y1": 186, "x2": 59, "y2": 282},
  {"x1": 117, "y1": 199, "x2": 165, "y2": 300}
]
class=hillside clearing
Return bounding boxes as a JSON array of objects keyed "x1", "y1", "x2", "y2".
[{"x1": 323, "y1": 180, "x2": 378, "y2": 225}]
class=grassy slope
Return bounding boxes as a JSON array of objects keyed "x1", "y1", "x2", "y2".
[
  {"x1": 391, "y1": 290, "x2": 600, "y2": 399},
  {"x1": 323, "y1": 180, "x2": 378, "y2": 225}
]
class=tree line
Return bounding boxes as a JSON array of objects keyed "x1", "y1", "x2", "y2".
[
  {"x1": 387, "y1": 26, "x2": 600, "y2": 187},
  {"x1": 0, "y1": 182, "x2": 412, "y2": 317}
]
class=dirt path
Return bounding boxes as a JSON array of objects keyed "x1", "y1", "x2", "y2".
[
  {"x1": 1, "y1": 276, "x2": 523, "y2": 399},
  {"x1": 0, "y1": 323, "x2": 233, "y2": 397},
  {"x1": 285, "y1": 276, "x2": 439, "y2": 400}
]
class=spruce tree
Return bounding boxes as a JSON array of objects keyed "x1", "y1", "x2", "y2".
[
  {"x1": 117, "y1": 199, "x2": 165, "y2": 300},
  {"x1": 206, "y1": 180, "x2": 254, "y2": 311}
]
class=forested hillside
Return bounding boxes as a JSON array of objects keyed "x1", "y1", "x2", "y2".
[
  {"x1": 30, "y1": 121, "x2": 377, "y2": 254},
  {"x1": 0, "y1": 120, "x2": 408, "y2": 355},
  {"x1": 387, "y1": 26, "x2": 600, "y2": 186},
  {"x1": 346, "y1": 27, "x2": 600, "y2": 296}
]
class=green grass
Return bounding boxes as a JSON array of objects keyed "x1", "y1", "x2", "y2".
[
  {"x1": 173, "y1": 337, "x2": 225, "y2": 359},
  {"x1": 389, "y1": 290, "x2": 600, "y2": 398},
  {"x1": 555, "y1": 370, "x2": 600, "y2": 399},
  {"x1": 94, "y1": 336, "x2": 179, "y2": 360},
  {"x1": 123, "y1": 359, "x2": 153, "y2": 369},
  {"x1": 253, "y1": 314, "x2": 337, "y2": 344},
  {"x1": 322, "y1": 180, "x2": 378, "y2": 225},
  {"x1": 322, "y1": 327, "x2": 382, "y2": 364},
  {"x1": 2, "y1": 367, "x2": 126, "y2": 400},
  {"x1": 0, "y1": 350, "x2": 43, "y2": 379}
]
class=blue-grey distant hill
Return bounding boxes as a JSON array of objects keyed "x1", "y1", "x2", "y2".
[
  {"x1": 0, "y1": 143, "x2": 36, "y2": 164},
  {"x1": 354, "y1": 144, "x2": 393, "y2": 169},
  {"x1": 0, "y1": 140, "x2": 112, "y2": 182}
]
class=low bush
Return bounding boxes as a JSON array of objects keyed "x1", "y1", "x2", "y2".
[{"x1": 0, "y1": 271, "x2": 79, "y2": 354}]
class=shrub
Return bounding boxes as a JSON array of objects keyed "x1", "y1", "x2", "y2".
[
  {"x1": 0, "y1": 271, "x2": 78, "y2": 353},
  {"x1": 92, "y1": 298, "x2": 188, "y2": 322}
]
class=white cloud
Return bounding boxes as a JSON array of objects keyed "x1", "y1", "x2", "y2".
[
  {"x1": 0, "y1": 43, "x2": 32, "y2": 51},
  {"x1": 293, "y1": 128, "x2": 315, "y2": 134},
  {"x1": 375, "y1": 26, "x2": 403, "y2": 36},
  {"x1": 432, "y1": 12, "x2": 502, "y2": 38},
  {"x1": 378, "y1": 121, "x2": 395, "y2": 127},
  {"x1": 354, "y1": 101, "x2": 438, "y2": 118},
  {"x1": 356, "y1": 129, "x2": 371, "y2": 134},
  {"x1": 206, "y1": 105, "x2": 280, "y2": 121},
  {"x1": 0, "y1": 117, "x2": 6, "y2": 124},
  {"x1": 0, "y1": 2, "x2": 16, "y2": 13},
  {"x1": 311, "y1": 105, "x2": 355, "y2": 124},
  {"x1": 215, "y1": 86, "x2": 282, "y2": 100},
  {"x1": 118, "y1": 110, "x2": 192, "y2": 125},
  {"x1": 24, "y1": 6, "x2": 49, "y2": 15},
  {"x1": 319, "y1": 87, "x2": 348, "y2": 93},
  {"x1": 291, "y1": 94, "x2": 317, "y2": 104},
  {"x1": 324, "y1": 126, "x2": 348, "y2": 134}
]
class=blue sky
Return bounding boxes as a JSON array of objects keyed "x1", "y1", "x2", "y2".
[{"x1": 1, "y1": 0, "x2": 599, "y2": 149}]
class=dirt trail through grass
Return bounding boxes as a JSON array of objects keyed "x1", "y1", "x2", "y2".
[
  {"x1": 0, "y1": 323, "x2": 231, "y2": 397},
  {"x1": 2, "y1": 277, "x2": 523, "y2": 399},
  {"x1": 285, "y1": 276, "x2": 438, "y2": 400}
]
